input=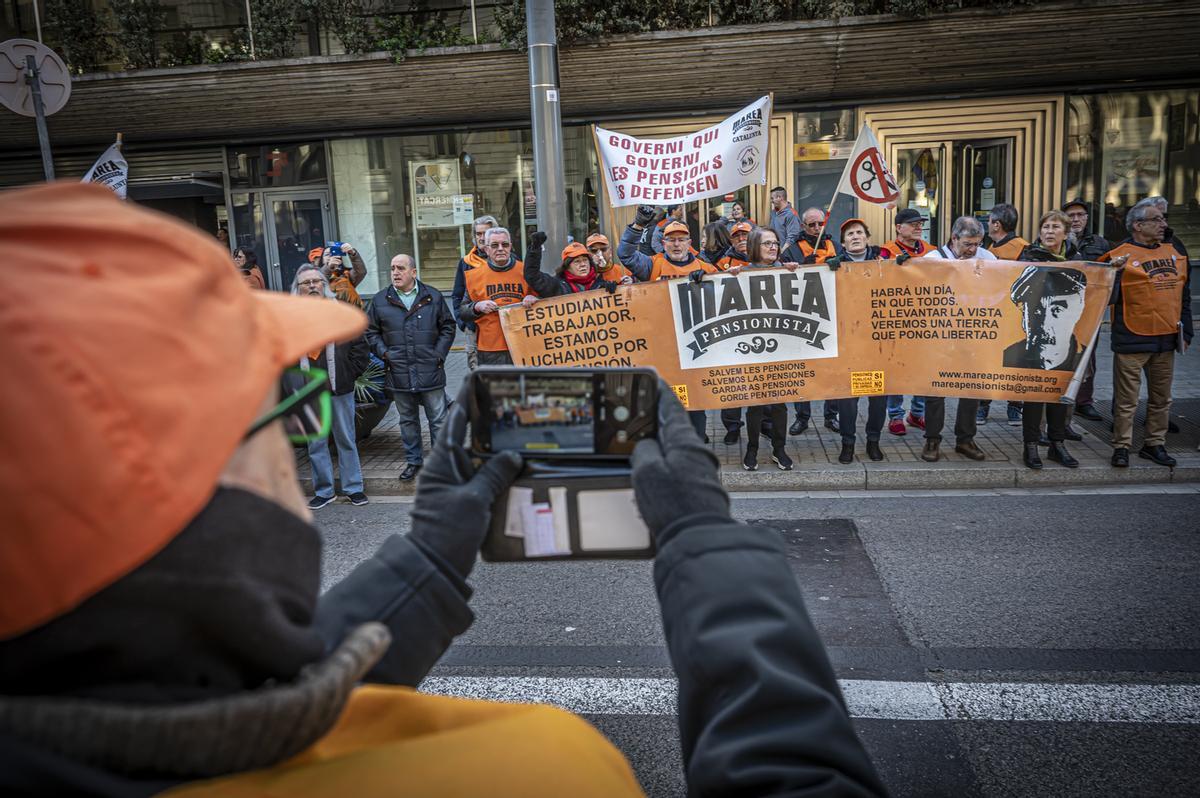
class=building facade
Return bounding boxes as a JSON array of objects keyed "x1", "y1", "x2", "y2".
[{"x1": 2, "y1": 0, "x2": 1197, "y2": 295}]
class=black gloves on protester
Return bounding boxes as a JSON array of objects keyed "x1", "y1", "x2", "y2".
[
  {"x1": 529, "y1": 231, "x2": 547, "y2": 250},
  {"x1": 895, "y1": 251, "x2": 911, "y2": 265},
  {"x1": 825, "y1": 256, "x2": 841, "y2": 271},
  {"x1": 633, "y1": 205, "x2": 657, "y2": 227},
  {"x1": 408, "y1": 392, "x2": 523, "y2": 580},
  {"x1": 602, "y1": 280, "x2": 618, "y2": 294},
  {"x1": 802, "y1": 252, "x2": 820, "y2": 265},
  {"x1": 631, "y1": 384, "x2": 731, "y2": 543},
  {"x1": 688, "y1": 269, "x2": 707, "y2": 284}
]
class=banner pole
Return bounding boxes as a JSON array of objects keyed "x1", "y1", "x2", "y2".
[
  {"x1": 1061, "y1": 320, "x2": 1101, "y2": 405},
  {"x1": 590, "y1": 124, "x2": 612, "y2": 242},
  {"x1": 812, "y1": 142, "x2": 857, "y2": 255}
]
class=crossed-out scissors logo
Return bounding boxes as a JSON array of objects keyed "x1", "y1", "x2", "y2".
[{"x1": 850, "y1": 147, "x2": 899, "y2": 204}]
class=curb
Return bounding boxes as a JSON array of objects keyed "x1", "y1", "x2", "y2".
[{"x1": 302, "y1": 457, "x2": 1200, "y2": 496}]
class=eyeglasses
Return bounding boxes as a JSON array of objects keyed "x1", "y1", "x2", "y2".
[
  {"x1": 488, "y1": 242, "x2": 513, "y2": 249},
  {"x1": 762, "y1": 241, "x2": 780, "y2": 248},
  {"x1": 298, "y1": 279, "x2": 325, "y2": 288},
  {"x1": 245, "y1": 367, "x2": 332, "y2": 444},
  {"x1": 802, "y1": 221, "x2": 822, "y2": 228},
  {"x1": 1138, "y1": 216, "x2": 1166, "y2": 225}
]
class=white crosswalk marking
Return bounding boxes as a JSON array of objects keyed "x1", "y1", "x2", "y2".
[{"x1": 420, "y1": 676, "x2": 1200, "y2": 724}]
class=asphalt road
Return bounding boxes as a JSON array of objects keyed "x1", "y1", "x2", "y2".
[{"x1": 313, "y1": 487, "x2": 1200, "y2": 797}]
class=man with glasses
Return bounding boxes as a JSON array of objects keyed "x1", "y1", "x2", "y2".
[
  {"x1": 292, "y1": 264, "x2": 370, "y2": 508},
  {"x1": 451, "y1": 215, "x2": 498, "y2": 370},
  {"x1": 459, "y1": 227, "x2": 536, "y2": 366},
  {"x1": 368, "y1": 254, "x2": 456, "y2": 482},
  {"x1": 793, "y1": 206, "x2": 837, "y2": 264},
  {"x1": 880, "y1": 208, "x2": 935, "y2": 435},
  {"x1": 1102, "y1": 198, "x2": 1192, "y2": 468},
  {"x1": 586, "y1": 232, "x2": 633, "y2": 283}
]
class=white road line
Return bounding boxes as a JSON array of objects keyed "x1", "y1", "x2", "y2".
[{"x1": 419, "y1": 676, "x2": 1200, "y2": 724}]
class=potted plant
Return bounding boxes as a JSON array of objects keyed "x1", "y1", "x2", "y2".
[{"x1": 354, "y1": 355, "x2": 391, "y2": 441}]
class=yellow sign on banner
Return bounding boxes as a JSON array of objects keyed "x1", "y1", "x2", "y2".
[
  {"x1": 850, "y1": 371, "x2": 886, "y2": 396},
  {"x1": 500, "y1": 259, "x2": 1116, "y2": 411}
]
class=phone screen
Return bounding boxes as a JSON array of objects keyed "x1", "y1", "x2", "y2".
[{"x1": 486, "y1": 374, "x2": 595, "y2": 455}]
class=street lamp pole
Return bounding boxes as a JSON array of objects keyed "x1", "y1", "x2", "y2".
[{"x1": 525, "y1": 0, "x2": 568, "y2": 264}]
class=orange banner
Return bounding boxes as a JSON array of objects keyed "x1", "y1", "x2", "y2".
[{"x1": 500, "y1": 259, "x2": 1116, "y2": 411}]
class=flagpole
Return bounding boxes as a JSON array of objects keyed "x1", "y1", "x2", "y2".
[{"x1": 811, "y1": 153, "x2": 855, "y2": 256}]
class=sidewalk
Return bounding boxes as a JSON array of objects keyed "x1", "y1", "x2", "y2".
[{"x1": 298, "y1": 326, "x2": 1200, "y2": 494}]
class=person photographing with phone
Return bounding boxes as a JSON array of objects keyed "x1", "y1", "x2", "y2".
[{"x1": 1, "y1": 183, "x2": 886, "y2": 798}]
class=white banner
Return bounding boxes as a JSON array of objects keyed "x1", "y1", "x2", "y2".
[
  {"x1": 596, "y1": 96, "x2": 771, "y2": 207},
  {"x1": 81, "y1": 142, "x2": 128, "y2": 199},
  {"x1": 834, "y1": 124, "x2": 899, "y2": 208}
]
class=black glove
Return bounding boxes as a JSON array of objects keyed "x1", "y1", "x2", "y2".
[
  {"x1": 632, "y1": 384, "x2": 731, "y2": 542},
  {"x1": 408, "y1": 390, "x2": 523, "y2": 579},
  {"x1": 602, "y1": 279, "x2": 618, "y2": 294},
  {"x1": 895, "y1": 251, "x2": 911, "y2": 265},
  {"x1": 633, "y1": 205, "x2": 656, "y2": 227},
  {"x1": 802, "y1": 252, "x2": 819, "y2": 265},
  {"x1": 825, "y1": 256, "x2": 841, "y2": 271},
  {"x1": 688, "y1": 268, "x2": 707, "y2": 284},
  {"x1": 530, "y1": 230, "x2": 547, "y2": 250}
]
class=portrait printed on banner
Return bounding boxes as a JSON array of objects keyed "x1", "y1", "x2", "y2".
[{"x1": 1002, "y1": 265, "x2": 1088, "y2": 372}]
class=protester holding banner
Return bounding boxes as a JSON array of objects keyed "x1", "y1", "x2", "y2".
[
  {"x1": 835, "y1": 393, "x2": 886, "y2": 464},
  {"x1": 459, "y1": 227, "x2": 535, "y2": 366},
  {"x1": 717, "y1": 221, "x2": 754, "y2": 272},
  {"x1": 1102, "y1": 198, "x2": 1192, "y2": 469},
  {"x1": 452, "y1": 215, "x2": 498, "y2": 370},
  {"x1": 794, "y1": 207, "x2": 838, "y2": 264},
  {"x1": 880, "y1": 209, "x2": 937, "y2": 435},
  {"x1": 618, "y1": 207, "x2": 718, "y2": 283},
  {"x1": 586, "y1": 233, "x2": 634, "y2": 284},
  {"x1": 523, "y1": 233, "x2": 619, "y2": 297},
  {"x1": 233, "y1": 247, "x2": 266, "y2": 290},
  {"x1": 837, "y1": 218, "x2": 891, "y2": 262},
  {"x1": 650, "y1": 205, "x2": 686, "y2": 254}
]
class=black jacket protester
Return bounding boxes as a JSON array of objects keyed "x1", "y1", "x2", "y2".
[
  {"x1": 305, "y1": 334, "x2": 368, "y2": 397},
  {"x1": 1073, "y1": 231, "x2": 1111, "y2": 261},
  {"x1": 523, "y1": 245, "x2": 616, "y2": 297},
  {"x1": 365, "y1": 281, "x2": 455, "y2": 393}
]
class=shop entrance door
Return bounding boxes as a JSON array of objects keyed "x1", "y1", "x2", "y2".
[
  {"x1": 954, "y1": 138, "x2": 1014, "y2": 228},
  {"x1": 263, "y1": 190, "x2": 333, "y2": 291}
]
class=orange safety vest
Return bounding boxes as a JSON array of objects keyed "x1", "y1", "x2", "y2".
[
  {"x1": 463, "y1": 246, "x2": 488, "y2": 270},
  {"x1": 649, "y1": 253, "x2": 717, "y2": 281},
  {"x1": 715, "y1": 250, "x2": 751, "y2": 271},
  {"x1": 883, "y1": 238, "x2": 935, "y2": 258},
  {"x1": 597, "y1": 260, "x2": 633, "y2": 282},
  {"x1": 986, "y1": 235, "x2": 1029, "y2": 261},
  {"x1": 796, "y1": 238, "x2": 837, "y2": 263},
  {"x1": 163, "y1": 685, "x2": 644, "y2": 798},
  {"x1": 464, "y1": 260, "x2": 529, "y2": 352},
  {"x1": 1102, "y1": 241, "x2": 1186, "y2": 337}
]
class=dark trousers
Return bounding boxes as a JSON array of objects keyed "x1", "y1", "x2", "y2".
[
  {"x1": 746, "y1": 404, "x2": 786, "y2": 451},
  {"x1": 476, "y1": 350, "x2": 513, "y2": 366},
  {"x1": 836, "y1": 396, "x2": 886, "y2": 445},
  {"x1": 1076, "y1": 348, "x2": 1098, "y2": 408},
  {"x1": 721, "y1": 406, "x2": 743, "y2": 432},
  {"x1": 1023, "y1": 402, "x2": 1068, "y2": 443},
  {"x1": 924, "y1": 397, "x2": 980, "y2": 443},
  {"x1": 793, "y1": 400, "x2": 838, "y2": 423},
  {"x1": 688, "y1": 410, "x2": 707, "y2": 440}
]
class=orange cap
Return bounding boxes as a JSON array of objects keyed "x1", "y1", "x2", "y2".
[
  {"x1": 731, "y1": 221, "x2": 753, "y2": 236},
  {"x1": 662, "y1": 221, "x2": 690, "y2": 238},
  {"x1": 561, "y1": 242, "x2": 590, "y2": 261},
  {"x1": 308, "y1": 246, "x2": 324, "y2": 264},
  {"x1": 0, "y1": 183, "x2": 366, "y2": 639},
  {"x1": 585, "y1": 233, "x2": 609, "y2": 248}
]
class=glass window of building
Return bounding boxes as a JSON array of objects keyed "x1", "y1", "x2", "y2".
[
  {"x1": 330, "y1": 126, "x2": 598, "y2": 295},
  {"x1": 1066, "y1": 90, "x2": 1199, "y2": 254},
  {"x1": 793, "y1": 109, "x2": 858, "y2": 248}
]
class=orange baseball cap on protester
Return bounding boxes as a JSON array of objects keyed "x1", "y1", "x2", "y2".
[
  {"x1": 585, "y1": 233, "x2": 609, "y2": 249},
  {"x1": 0, "y1": 182, "x2": 366, "y2": 639},
  {"x1": 662, "y1": 221, "x2": 690, "y2": 238},
  {"x1": 561, "y1": 242, "x2": 590, "y2": 262},
  {"x1": 731, "y1": 221, "x2": 753, "y2": 236},
  {"x1": 840, "y1": 218, "x2": 871, "y2": 240},
  {"x1": 308, "y1": 246, "x2": 324, "y2": 264}
]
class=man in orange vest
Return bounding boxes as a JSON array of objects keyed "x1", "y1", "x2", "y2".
[
  {"x1": 586, "y1": 232, "x2": 634, "y2": 283},
  {"x1": 0, "y1": 183, "x2": 887, "y2": 798},
  {"x1": 1102, "y1": 198, "x2": 1192, "y2": 468},
  {"x1": 618, "y1": 206, "x2": 718, "y2": 283},
  {"x1": 983, "y1": 203, "x2": 1030, "y2": 261},
  {"x1": 880, "y1": 208, "x2": 935, "y2": 435},
  {"x1": 793, "y1": 207, "x2": 837, "y2": 264},
  {"x1": 452, "y1": 214, "x2": 499, "y2": 370},
  {"x1": 458, "y1": 226, "x2": 536, "y2": 366}
]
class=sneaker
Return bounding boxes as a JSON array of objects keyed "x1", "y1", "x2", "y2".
[
  {"x1": 347, "y1": 492, "x2": 369, "y2": 506},
  {"x1": 771, "y1": 449, "x2": 794, "y2": 471},
  {"x1": 743, "y1": 448, "x2": 759, "y2": 471},
  {"x1": 723, "y1": 428, "x2": 740, "y2": 445},
  {"x1": 906, "y1": 413, "x2": 925, "y2": 431},
  {"x1": 976, "y1": 406, "x2": 989, "y2": 424},
  {"x1": 398, "y1": 463, "x2": 422, "y2": 482},
  {"x1": 887, "y1": 418, "x2": 906, "y2": 436},
  {"x1": 789, "y1": 418, "x2": 809, "y2": 436},
  {"x1": 1007, "y1": 406, "x2": 1023, "y2": 426},
  {"x1": 308, "y1": 495, "x2": 335, "y2": 510}
]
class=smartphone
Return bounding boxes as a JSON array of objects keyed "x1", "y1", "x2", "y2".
[
  {"x1": 466, "y1": 367, "x2": 659, "y2": 561},
  {"x1": 467, "y1": 367, "x2": 658, "y2": 460}
]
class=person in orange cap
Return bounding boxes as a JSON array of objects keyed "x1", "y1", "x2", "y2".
[
  {"x1": 524, "y1": 235, "x2": 620, "y2": 297},
  {"x1": 0, "y1": 184, "x2": 885, "y2": 798},
  {"x1": 308, "y1": 245, "x2": 325, "y2": 265},
  {"x1": 586, "y1": 231, "x2": 633, "y2": 283},
  {"x1": 618, "y1": 208, "x2": 718, "y2": 283},
  {"x1": 319, "y1": 242, "x2": 366, "y2": 307},
  {"x1": 715, "y1": 220, "x2": 754, "y2": 272}
]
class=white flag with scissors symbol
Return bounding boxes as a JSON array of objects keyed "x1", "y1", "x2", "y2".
[{"x1": 835, "y1": 124, "x2": 898, "y2": 209}]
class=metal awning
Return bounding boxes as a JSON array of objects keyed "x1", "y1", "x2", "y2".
[{"x1": 126, "y1": 171, "x2": 225, "y2": 200}]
